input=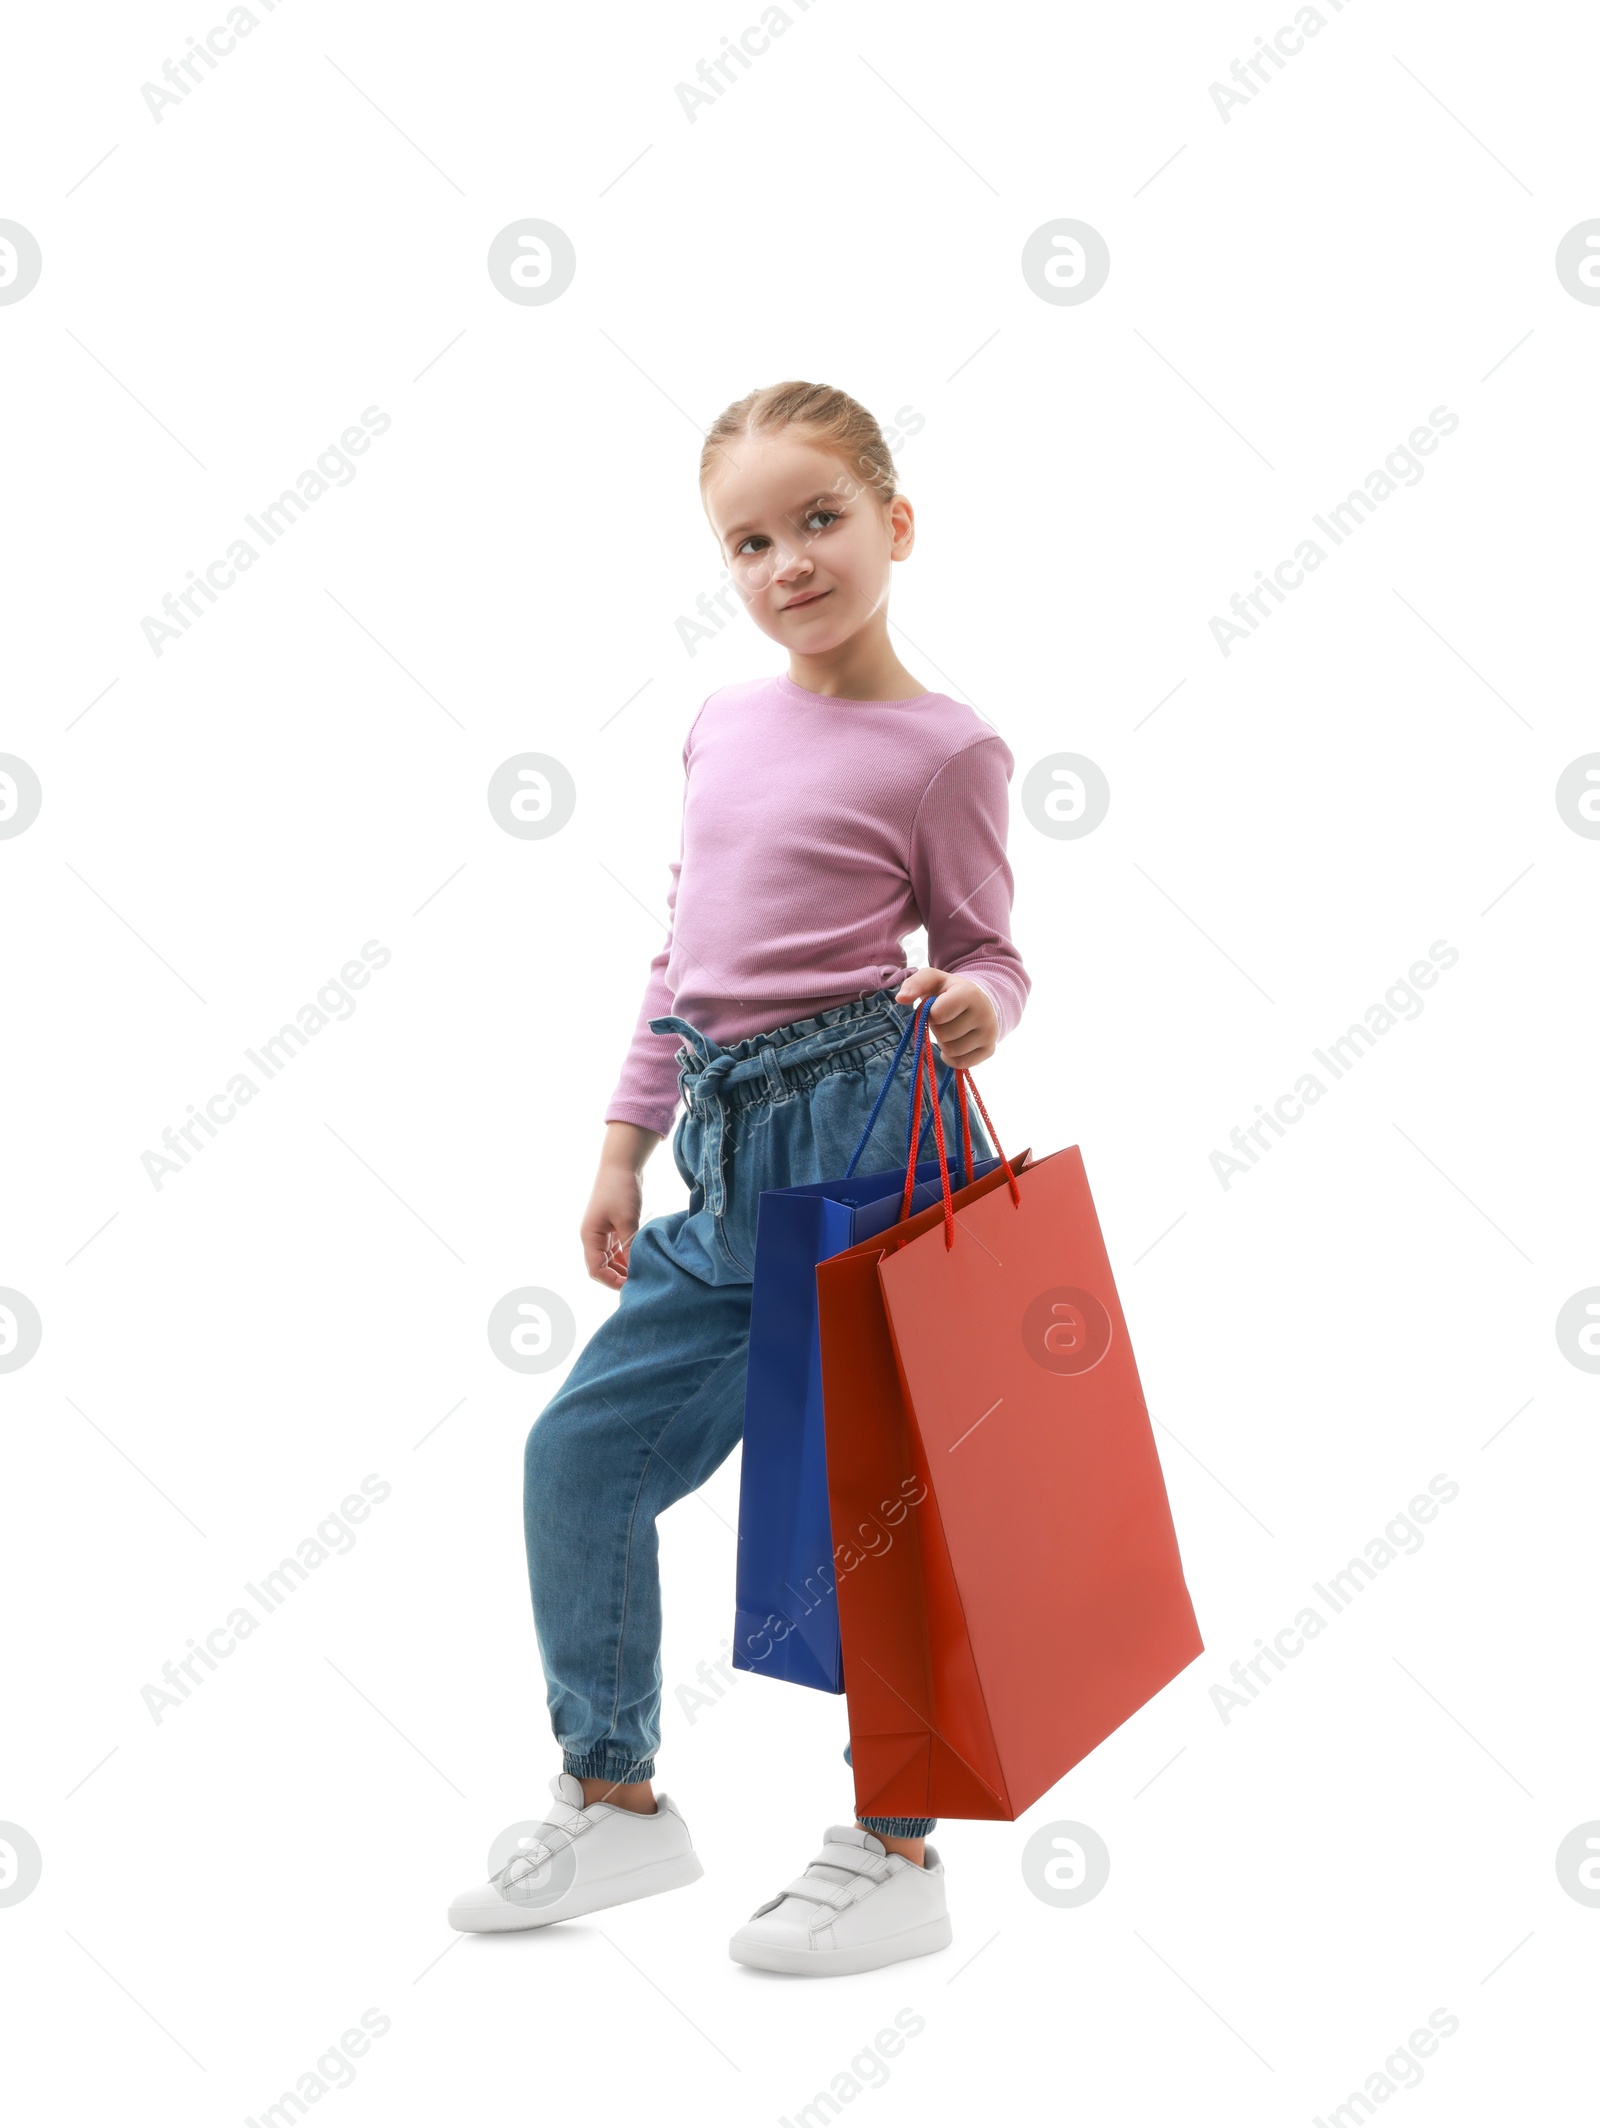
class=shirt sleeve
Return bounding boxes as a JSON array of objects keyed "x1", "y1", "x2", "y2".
[
  {"x1": 601, "y1": 708, "x2": 702, "y2": 1137},
  {"x1": 907, "y1": 736, "x2": 1031, "y2": 1041},
  {"x1": 601, "y1": 847, "x2": 684, "y2": 1136}
]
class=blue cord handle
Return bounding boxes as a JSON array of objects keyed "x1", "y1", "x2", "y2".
[
  {"x1": 843, "y1": 997, "x2": 965, "y2": 1184},
  {"x1": 901, "y1": 1001, "x2": 963, "y2": 1185}
]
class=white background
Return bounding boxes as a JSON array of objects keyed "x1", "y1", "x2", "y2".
[{"x1": 3, "y1": 1, "x2": 1597, "y2": 2122}]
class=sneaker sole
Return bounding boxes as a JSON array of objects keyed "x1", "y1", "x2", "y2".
[
  {"x1": 728, "y1": 1912, "x2": 953, "y2": 1976},
  {"x1": 449, "y1": 1850, "x2": 704, "y2": 1934}
]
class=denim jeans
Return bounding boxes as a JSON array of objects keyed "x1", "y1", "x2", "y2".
[{"x1": 523, "y1": 984, "x2": 992, "y2": 1840}]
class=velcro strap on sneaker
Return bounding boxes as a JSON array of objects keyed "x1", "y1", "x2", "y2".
[
  {"x1": 810, "y1": 1846, "x2": 891, "y2": 1880},
  {"x1": 501, "y1": 1816, "x2": 586, "y2": 1879},
  {"x1": 780, "y1": 1876, "x2": 851, "y2": 1909}
]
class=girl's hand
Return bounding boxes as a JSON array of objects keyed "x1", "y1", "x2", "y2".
[
  {"x1": 582, "y1": 1164, "x2": 642, "y2": 1288},
  {"x1": 895, "y1": 968, "x2": 999, "y2": 1069},
  {"x1": 584, "y1": 1123, "x2": 660, "y2": 1287}
]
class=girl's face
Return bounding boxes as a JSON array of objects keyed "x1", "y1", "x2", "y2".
[{"x1": 703, "y1": 431, "x2": 914, "y2": 652}]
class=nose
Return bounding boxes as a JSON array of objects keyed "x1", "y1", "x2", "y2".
[
  {"x1": 736, "y1": 540, "x2": 810, "y2": 597},
  {"x1": 770, "y1": 541, "x2": 812, "y2": 584}
]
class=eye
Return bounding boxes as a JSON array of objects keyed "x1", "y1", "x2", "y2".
[{"x1": 731, "y1": 507, "x2": 841, "y2": 562}]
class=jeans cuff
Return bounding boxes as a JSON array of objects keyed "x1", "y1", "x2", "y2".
[{"x1": 562, "y1": 1747, "x2": 656, "y2": 1783}]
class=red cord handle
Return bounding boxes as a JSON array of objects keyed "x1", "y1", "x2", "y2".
[{"x1": 897, "y1": 1011, "x2": 1022, "y2": 1251}]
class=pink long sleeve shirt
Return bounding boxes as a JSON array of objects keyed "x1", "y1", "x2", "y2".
[{"x1": 604, "y1": 671, "x2": 1032, "y2": 1137}]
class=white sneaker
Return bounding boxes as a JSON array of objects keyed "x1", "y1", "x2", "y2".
[
  {"x1": 728, "y1": 1824, "x2": 952, "y2": 1976},
  {"x1": 448, "y1": 1774, "x2": 703, "y2": 1933}
]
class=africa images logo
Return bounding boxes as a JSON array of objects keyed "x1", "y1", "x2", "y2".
[{"x1": 1023, "y1": 1286, "x2": 1113, "y2": 1376}]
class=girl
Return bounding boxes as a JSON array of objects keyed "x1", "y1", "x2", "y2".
[{"x1": 449, "y1": 381, "x2": 1031, "y2": 1975}]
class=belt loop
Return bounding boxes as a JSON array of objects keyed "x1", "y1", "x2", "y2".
[{"x1": 761, "y1": 1048, "x2": 789, "y2": 1102}]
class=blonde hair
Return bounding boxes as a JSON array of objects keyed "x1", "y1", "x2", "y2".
[{"x1": 699, "y1": 381, "x2": 900, "y2": 518}]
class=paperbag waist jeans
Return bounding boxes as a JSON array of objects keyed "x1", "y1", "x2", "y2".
[{"x1": 522, "y1": 984, "x2": 992, "y2": 1839}]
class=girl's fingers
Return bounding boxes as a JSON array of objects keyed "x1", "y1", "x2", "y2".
[
  {"x1": 926, "y1": 1008, "x2": 980, "y2": 1056},
  {"x1": 581, "y1": 1220, "x2": 630, "y2": 1284},
  {"x1": 926, "y1": 990, "x2": 996, "y2": 1065},
  {"x1": 924, "y1": 1006, "x2": 971, "y2": 1046},
  {"x1": 932, "y1": 1020, "x2": 991, "y2": 1066},
  {"x1": 928, "y1": 989, "x2": 987, "y2": 1032}
]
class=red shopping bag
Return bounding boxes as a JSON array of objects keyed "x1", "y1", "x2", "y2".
[{"x1": 816, "y1": 1033, "x2": 1204, "y2": 1822}]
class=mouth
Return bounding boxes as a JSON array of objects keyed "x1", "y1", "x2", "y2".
[{"x1": 782, "y1": 589, "x2": 830, "y2": 611}]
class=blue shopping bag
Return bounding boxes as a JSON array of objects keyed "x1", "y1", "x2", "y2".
[{"x1": 732, "y1": 1003, "x2": 1005, "y2": 1691}]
